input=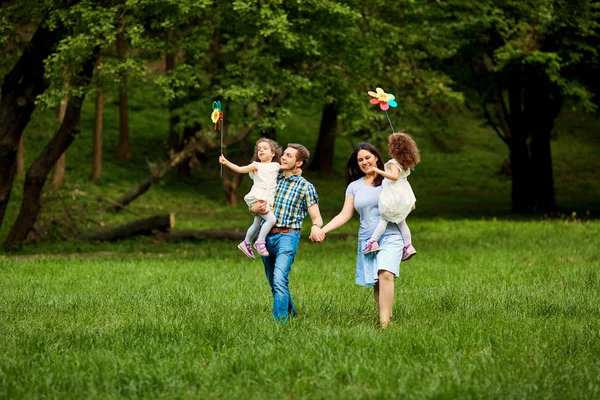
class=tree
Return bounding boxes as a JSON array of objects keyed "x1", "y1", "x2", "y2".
[
  {"x1": 51, "y1": 99, "x2": 68, "y2": 188},
  {"x1": 116, "y1": 27, "x2": 131, "y2": 161},
  {"x1": 0, "y1": 7, "x2": 75, "y2": 229},
  {"x1": 439, "y1": 0, "x2": 600, "y2": 212},
  {"x1": 4, "y1": 53, "x2": 98, "y2": 251},
  {"x1": 91, "y1": 74, "x2": 104, "y2": 181}
]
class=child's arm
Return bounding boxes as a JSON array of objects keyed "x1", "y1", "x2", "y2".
[
  {"x1": 219, "y1": 155, "x2": 257, "y2": 174},
  {"x1": 372, "y1": 163, "x2": 401, "y2": 181}
]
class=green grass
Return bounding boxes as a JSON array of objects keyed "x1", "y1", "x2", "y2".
[
  {"x1": 1, "y1": 220, "x2": 599, "y2": 398},
  {"x1": 1, "y1": 82, "x2": 600, "y2": 398}
]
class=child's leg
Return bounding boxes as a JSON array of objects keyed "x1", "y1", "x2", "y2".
[
  {"x1": 363, "y1": 219, "x2": 388, "y2": 254},
  {"x1": 398, "y1": 220, "x2": 412, "y2": 244},
  {"x1": 256, "y1": 211, "x2": 277, "y2": 241},
  {"x1": 370, "y1": 219, "x2": 388, "y2": 242},
  {"x1": 244, "y1": 215, "x2": 263, "y2": 244}
]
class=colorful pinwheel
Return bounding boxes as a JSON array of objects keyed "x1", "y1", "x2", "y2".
[
  {"x1": 367, "y1": 87, "x2": 398, "y2": 111},
  {"x1": 211, "y1": 100, "x2": 223, "y2": 130}
]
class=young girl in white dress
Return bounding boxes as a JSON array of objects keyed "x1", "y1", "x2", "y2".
[
  {"x1": 219, "y1": 138, "x2": 282, "y2": 259},
  {"x1": 362, "y1": 132, "x2": 420, "y2": 260}
]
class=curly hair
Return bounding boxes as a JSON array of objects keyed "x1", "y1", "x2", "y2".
[
  {"x1": 345, "y1": 143, "x2": 385, "y2": 186},
  {"x1": 388, "y1": 132, "x2": 420, "y2": 170},
  {"x1": 252, "y1": 137, "x2": 282, "y2": 163}
]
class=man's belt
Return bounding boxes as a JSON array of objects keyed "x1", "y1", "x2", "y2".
[{"x1": 269, "y1": 226, "x2": 299, "y2": 234}]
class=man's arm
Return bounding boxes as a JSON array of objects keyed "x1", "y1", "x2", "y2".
[{"x1": 308, "y1": 203, "x2": 325, "y2": 242}]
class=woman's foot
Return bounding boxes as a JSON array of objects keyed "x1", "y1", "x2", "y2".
[
  {"x1": 362, "y1": 240, "x2": 380, "y2": 254},
  {"x1": 402, "y1": 244, "x2": 417, "y2": 261},
  {"x1": 254, "y1": 239, "x2": 269, "y2": 257},
  {"x1": 237, "y1": 240, "x2": 255, "y2": 259}
]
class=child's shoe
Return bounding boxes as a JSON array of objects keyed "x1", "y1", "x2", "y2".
[
  {"x1": 237, "y1": 240, "x2": 255, "y2": 260},
  {"x1": 402, "y1": 244, "x2": 417, "y2": 261},
  {"x1": 254, "y1": 239, "x2": 269, "y2": 257},
  {"x1": 362, "y1": 240, "x2": 380, "y2": 255}
]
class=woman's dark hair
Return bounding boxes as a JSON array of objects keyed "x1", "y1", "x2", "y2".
[{"x1": 344, "y1": 142, "x2": 385, "y2": 186}]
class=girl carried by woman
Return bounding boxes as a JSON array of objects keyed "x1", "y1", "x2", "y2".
[{"x1": 362, "y1": 132, "x2": 420, "y2": 260}]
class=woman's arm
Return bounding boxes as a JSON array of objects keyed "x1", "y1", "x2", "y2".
[
  {"x1": 372, "y1": 163, "x2": 400, "y2": 181},
  {"x1": 321, "y1": 195, "x2": 355, "y2": 235},
  {"x1": 219, "y1": 155, "x2": 257, "y2": 174}
]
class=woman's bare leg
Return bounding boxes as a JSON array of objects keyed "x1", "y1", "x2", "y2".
[{"x1": 377, "y1": 271, "x2": 395, "y2": 328}]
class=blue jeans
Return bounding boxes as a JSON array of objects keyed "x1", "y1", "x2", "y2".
[{"x1": 261, "y1": 230, "x2": 301, "y2": 321}]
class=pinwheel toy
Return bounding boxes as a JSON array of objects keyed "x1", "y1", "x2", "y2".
[
  {"x1": 211, "y1": 100, "x2": 224, "y2": 176},
  {"x1": 367, "y1": 87, "x2": 397, "y2": 132},
  {"x1": 211, "y1": 100, "x2": 223, "y2": 130}
]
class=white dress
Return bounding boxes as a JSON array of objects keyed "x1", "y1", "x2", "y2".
[
  {"x1": 243, "y1": 162, "x2": 281, "y2": 210},
  {"x1": 378, "y1": 159, "x2": 416, "y2": 224}
]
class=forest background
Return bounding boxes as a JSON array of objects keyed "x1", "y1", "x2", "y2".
[{"x1": 1, "y1": 1, "x2": 599, "y2": 398}]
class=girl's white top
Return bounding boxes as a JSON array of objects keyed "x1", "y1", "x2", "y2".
[
  {"x1": 378, "y1": 159, "x2": 416, "y2": 223},
  {"x1": 243, "y1": 161, "x2": 281, "y2": 209}
]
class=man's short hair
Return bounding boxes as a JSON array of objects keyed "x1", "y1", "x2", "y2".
[{"x1": 287, "y1": 143, "x2": 310, "y2": 170}]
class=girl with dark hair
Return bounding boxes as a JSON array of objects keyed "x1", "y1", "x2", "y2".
[
  {"x1": 316, "y1": 142, "x2": 405, "y2": 328},
  {"x1": 362, "y1": 132, "x2": 420, "y2": 260}
]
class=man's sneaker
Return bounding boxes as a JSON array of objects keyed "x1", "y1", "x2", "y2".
[
  {"x1": 254, "y1": 240, "x2": 269, "y2": 257},
  {"x1": 237, "y1": 240, "x2": 255, "y2": 260},
  {"x1": 402, "y1": 244, "x2": 417, "y2": 261},
  {"x1": 362, "y1": 240, "x2": 380, "y2": 255}
]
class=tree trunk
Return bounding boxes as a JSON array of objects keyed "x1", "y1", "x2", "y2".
[
  {"x1": 505, "y1": 83, "x2": 535, "y2": 213},
  {"x1": 309, "y1": 102, "x2": 338, "y2": 173},
  {"x1": 178, "y1": 125, "x2": 196, "y2": 178},
  {"x1": 85, "y1": 214, "x2": 174, "y2": 241},
  {"x1": 51, "y1": 100, "x2": 68, "y2": 188},
  {"x1": 530, "y1": 128, "x2": 555, "y2": 212},
  {"x1": 106, "y1": 175, "x2": 154, "y2": 212},
  {"x1": 91, "y1": 83, "x2": 104, "y2": 181},
  {"x1": 509, "y1": 135, "x2": 534, "y2": 213},
  {"x1": 3, "y1": 54, "x2": 97, "y2": 251},
  {"x1": 0, "y1": 20, "x2": 69, "y2": 229},
  {"x1": 16, "y1": 137, "x2": 24, "y2": 178},
  {"x1": 166, "y1": 30, "x2": 180, "y2": 152},
  {"x1": 117, "y1": 29, "x2": 131, "y2": 161},
  {"x1": 527, "y1": 85, "x2": 561, "y2": 213}
]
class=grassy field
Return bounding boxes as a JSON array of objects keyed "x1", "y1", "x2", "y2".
[
  {"x1": 1, "y1": 83, "x2": 600, "y2": 398},
  {"x1": 1, "y1": 220, "x2": 599, "y2": 398}
]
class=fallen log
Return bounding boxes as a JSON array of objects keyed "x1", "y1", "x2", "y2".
[
  {"x1": 165, "y1": 229, "x2": 354, "y2": 242},
  {"x1": 85, "y1": 214, "x2": 174, "y2": 241}
]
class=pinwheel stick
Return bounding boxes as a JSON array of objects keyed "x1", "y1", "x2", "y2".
[
  {"x1": 385, "y1": 111, "x2": 395, "y2": 133},
  {"x1": 220, "y1": 119, "x2": 223, "y2": 177}
]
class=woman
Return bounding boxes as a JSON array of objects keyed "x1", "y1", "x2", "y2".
[{"x1": 314, "y1": 143, "x2": 404, "y2": 328}]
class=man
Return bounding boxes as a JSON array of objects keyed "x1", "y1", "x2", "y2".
[{"x1": 251, "y1": 143, "x2": 323, "y2": 322}]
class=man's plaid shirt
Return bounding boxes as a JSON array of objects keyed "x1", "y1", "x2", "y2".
[{"x1": 272, "y1": 173, "x2": 319, "y2": 230}]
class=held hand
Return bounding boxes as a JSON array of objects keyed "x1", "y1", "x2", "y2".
[
  {"x1": 309, "y1": 226, "x2": 325, "y2": 243},
  {"x1": 219, "y1": 154, "x2": 229, "y2": 165},
  {"x1": 250, "y1": 200, "x2": 268, "y2": 215}
]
